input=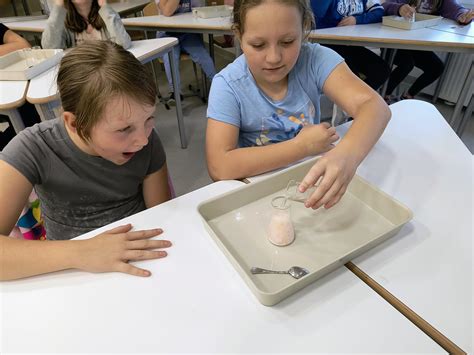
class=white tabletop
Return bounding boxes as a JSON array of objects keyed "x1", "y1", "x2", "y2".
[
  {"x1": 0, "y1": 80, "x2": 28, "y2": 109},
  {"x1": 310, "y1": 22, "x2": 474, "y2": 52},
  {"x1": 26, "y1": 38, "x2": 178, "y2": 104},
  {"x1": 430, "y1": 18, "x2": 474, "y2": 38},
  {"x1": 109, "y1": 0, "x2": 150, "y2": 16},
  {"x1": 123, "y1": 12, "x2": 233, "y2": 34},
  {"x1": 0, "y1": 180, "x2": 444, "y2": 353},
  {"x1": 345, "y1": 100, "x2": 472, "y2": 352}
]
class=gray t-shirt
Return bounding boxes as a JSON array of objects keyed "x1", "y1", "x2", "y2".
[{"x1": 0, "y1": 119, "x2": 166, "y2": 240}]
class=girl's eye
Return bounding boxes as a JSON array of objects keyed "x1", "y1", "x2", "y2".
[
  {"x1": 118, "y1": 126, "x2": 131, "y2": 133},
  {"x1": 281, "y1": 40, "x2": 294, "y2": 46},
  {"x1": 251, "y1": 43, "x2": 264, "y2": 49}
]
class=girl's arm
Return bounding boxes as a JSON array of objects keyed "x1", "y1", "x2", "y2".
[
  {"x1": 0, "y1": 161, "x2": 170, "y2": 281},
  {"x1": 98, "y1": 4, "x2": 132, "y2": 49},
  {"x1": 299, "y1": 62, "x2": 390, "y2": 209},
  {"x1": 142, "y1": 163, "x2": 171, "y2": 208},
  {"x1": 41, "y1": 3, "x2": 68, "y2": 49},
  {"x1": 353, "y1": 1, "x2": 384, "y2": 24},
  {"x1": 438, "y1": 0, "x2": 471, "y2": 23},
  {"x1": 382, "y1": 0, "x2": 408, "y2": 16},
  {"x1": 206, "y1": 120, "x2": 338, "y2": 181},
  {"x1": 0, "y1": 28, "x2": 30, "y2": 56},
  {"x1": 157, "y1": 0, "x2": 180, "y2": 16}
]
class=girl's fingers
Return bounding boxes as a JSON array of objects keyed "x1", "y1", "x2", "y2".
[
  {"x1": 324, "y1": 185, "x2": 348, "y2": 209},
  {"x1": 117, "y1": 263, "x2": 152, "y2": 277},
  {"x1": 124, "y1": 249, "x2": 168, "y2": 261},
  {"x1": 305, "y1": 172, "x2": 337, "y2": 208},
  {"x1": 105, "y1": 224, "x2": 133, "y2": 235},
  {"x1": 300, "y1": 161, "x2": 325, "y2": 193},
  {"x1": 127, "y1": 239, "x2": 172, "y2": 250},
  {"x1": 314, "y1": 179, "x2": 344, "y2": 209},
  {"x1": 126, "y1": 228, "x2": 163, "y2": 241}
]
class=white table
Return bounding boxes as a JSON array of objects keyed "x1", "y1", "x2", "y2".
[
  {"x1": 430, "y1": 18, "x2": 474, "y2": 38},
  {"x1": 26, "y1": 37, "x2": 189, "y2": 148},
  {"x1": 347, "y1": 100, "x2": 472, "y2": 353},
  {"x1": 0, "y1": 80, "x2": 27, "y2": 133},
  {"x1": 0, "y1": 180, "x2": 443, "y2": 353},
  {"x1": 246, "y1": 100, "x2": 472, "y2": 353}
]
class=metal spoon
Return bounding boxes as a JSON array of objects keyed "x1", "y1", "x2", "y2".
[{"x1": 250, "y1": 266, "x2": 309, "y2": 279}]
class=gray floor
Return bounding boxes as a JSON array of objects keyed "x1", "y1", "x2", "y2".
[{"x1": 153, "y1": 54, "x2": 474, "y2": 197}]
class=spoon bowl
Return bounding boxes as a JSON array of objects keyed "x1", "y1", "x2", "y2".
[{"x1": 250, "y1": 266, "x2": 309, "y2": 279}]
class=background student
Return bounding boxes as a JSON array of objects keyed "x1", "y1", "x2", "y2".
[
  {"x1": 310, "y1": 0, "x2": 390, "y2": 91},
  {"x1": 41, "y1": 0, "x2": 131, "y2": 49},
  {"x1": 383, "y1": 0, "x2": 474, "y2": 102},
  {"x1": 206, "y1": 0, "x2": 391, "y2": 210},
  {"x1": 156, "y1": 0, "x2": 217, "y2": 103},
  {"x1": 0, "y1": 41, "x2": 171, "y2": 281}
]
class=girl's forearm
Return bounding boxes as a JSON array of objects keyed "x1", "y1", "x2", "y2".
[
  {"x1": 337, "y1": 96, "x2": 391, "y2": 163},
  {"x1": 208, "y1": 139, "x2": 307, "y2": 181},
  {"x1": 0, "y1": 236, "x2": 81, "y2": 281}
]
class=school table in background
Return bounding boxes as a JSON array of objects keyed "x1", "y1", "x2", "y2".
[
  {"x1": 309, "y1": 21, "x2": 473, "y2": 131},
  {"x1": 25, "y1": 37, "x2": 189, "y2": 148},
  {"x1": 430, "y1": 17, "x2": 474, "y2": 38},
  {"x1": 0, "y1": 179, "x2": 445, "y2": 353},
  {"x1": 246, "y1": 99, "x2": 472, "y2": 353},
  {"x1": 0, "y1": 80, "x2": 27, "y2": 133}
]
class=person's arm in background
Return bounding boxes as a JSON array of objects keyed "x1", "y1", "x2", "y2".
[
  {"x1": 438, "y1": 0, "x2": 474, "y2": 24},
  {"x1": 382, "y1": 0, "x2": 409, "y2": 16},
  {"x1": 41, "y1": 0, "x2": 69, "y2": 49},
  {"x1": 97, "y1": 0, "x2": 132, "y2": 49},
  {"x1": 353, "y1": 0, "x2": 385, "y2": 24},
  {"x1": 157, "y1": 0, "x2": 180, "y2": 16},
  {"x1": 0, "y1": 24, "x2": 31, "y2": 56}
]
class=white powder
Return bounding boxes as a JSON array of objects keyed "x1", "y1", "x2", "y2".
[{"x1": 268, "y1": 212, "x2": 295, "y2": 246}]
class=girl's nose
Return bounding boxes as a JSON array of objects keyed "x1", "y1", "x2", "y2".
[{"x1": 266, "y1": 45, "x2": 282, "y2": 64}]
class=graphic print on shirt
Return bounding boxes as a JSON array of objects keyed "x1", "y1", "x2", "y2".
[
  {"x1": 254, "y1": 101, "x2": 316, "y2": 147},
  {"x1": 336, "y1": 0, "x2": 364, "y2": 16},
  {"x1": 417, "y1": 0, "x2": 435, "y2": 14}
]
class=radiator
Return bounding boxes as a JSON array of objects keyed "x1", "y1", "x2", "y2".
[{"x1": 423, "y1": 52, "x2": 473, "y2": 107}]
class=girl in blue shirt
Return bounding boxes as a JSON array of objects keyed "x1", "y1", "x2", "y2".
[{"x1": 206, "y1": 0, "x2": 391, "y2": 210}]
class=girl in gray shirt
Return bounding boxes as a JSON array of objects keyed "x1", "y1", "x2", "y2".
[
  {"x1": 0, "y1": 41, "x2": 171, "y2": 281},
  {"x1": 41, "y1": 0, "x2": 131, "y2": 49}
]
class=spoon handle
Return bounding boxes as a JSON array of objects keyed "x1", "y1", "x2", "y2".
[{"x1": 250, "y1": 267, "x2": 287, "y2": 275}]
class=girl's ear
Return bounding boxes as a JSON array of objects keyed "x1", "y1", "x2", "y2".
[
  {"x1": 63, "y1": 111, "x2": 78, "y2": 133},
  {"x1": 233, "y1": 28, "x2": 242, "y2": 42}
]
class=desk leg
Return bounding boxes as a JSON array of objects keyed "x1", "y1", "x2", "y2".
[
  {"x1": 168, "y1": 49, "x2": 187, "y2": 149},
  {"x1": 449, "y1": 62, "x2": 473, "y2": 131},
  {"x1": 380, "y1": 48, "x2": 396, "y2": 98},
  {"x1": 208, "y1": 34, "x2": 215, "y2": 64},
  {"x1": 432, "y1": 53, "x2": 453, "y2": 104},
  {"x1": 0, "y1": 109, "x2": 25, "y2": 134}
]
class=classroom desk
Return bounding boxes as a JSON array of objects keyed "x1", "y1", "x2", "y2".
[
  {"x1": 430, "y1": 18, "x2": 474, "y2": 38},
  {"x1": 108, "y1": 0, "x2": 151, "y2": 17},
  {"x1": 309, "y1": 22, "x2": 474, "y2": 132},
  {"x1": 0, "y1": 80, "x2": 27, "y2": 134},
  {"x1": 0, "y1": 180, "x2": 444, "y2": 353},
  {"x1": 26, "y1": 37, "x2": 189, "y2": 148},
  {"x1": 246, "y1": 100, "x2": 472, "y2": 353}
]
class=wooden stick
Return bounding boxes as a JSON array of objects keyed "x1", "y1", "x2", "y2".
[{"x1": 345, "y1": 261, "x2": 466, "y2": 354}]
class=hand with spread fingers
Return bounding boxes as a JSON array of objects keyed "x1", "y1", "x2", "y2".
[
  {"x1": 76, "y1": 224, "x2": 172, "y2": 277},
  {"x1": 298, "y1": 147, "x2": 359, "y2": 210}
]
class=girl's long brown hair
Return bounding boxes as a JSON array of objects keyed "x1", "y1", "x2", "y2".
[{"x1": 64, "y1": 0, "x2": 105, "y2": 33}]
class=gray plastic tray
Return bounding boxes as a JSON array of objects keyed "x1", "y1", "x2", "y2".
[{"x1": 198, "y1": 159, "x2": 413, "y2": 306}]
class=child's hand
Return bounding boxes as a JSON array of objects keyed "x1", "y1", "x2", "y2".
[
  {"x1": 76, "y1": 224, "x2": 171, "y2": 277},
  {"x1": 298, "y1": 147, "x2": 359, "y2": 210},
  {"x1": 457, "y1": 10, "x2": 474, "y2": 24},
  {"x1": 98, "y1": 0, "x2": 107, "y2": 7},
  {"x1": 295, "y1": 122, "x2": 339, "y2": 157},
  {"x1": 337, "y1": 16, "x2": 356, "y2": 26},
  {"x1": 399, "y1": 4, "x2": 416, "y2": 19}
]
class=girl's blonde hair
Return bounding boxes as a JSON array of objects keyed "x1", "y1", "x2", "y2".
[
  {"x1": 57, "y1": 41, "x2": 157, "y2": 140},
  {"x1": 64, "y1": 0, "x2": 104, "y2": 33},
  {"x1": 232, "y1": 0, "x2": 314, "y2": 38}
]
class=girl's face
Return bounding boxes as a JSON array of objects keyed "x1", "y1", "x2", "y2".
[
  {"x1": 70, "y1": 0, "x2": 93, "y2": 7},
  {"x1": 85, "y1": 96, "x2": 156, "y2": 165},
  {"x1": 239, "y1": 1, "x2": 303, "y2": 90}
]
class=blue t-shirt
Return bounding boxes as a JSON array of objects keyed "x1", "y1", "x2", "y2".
[{"x1": 207, "y1": 43, "x2": 343, "y2": 148}]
